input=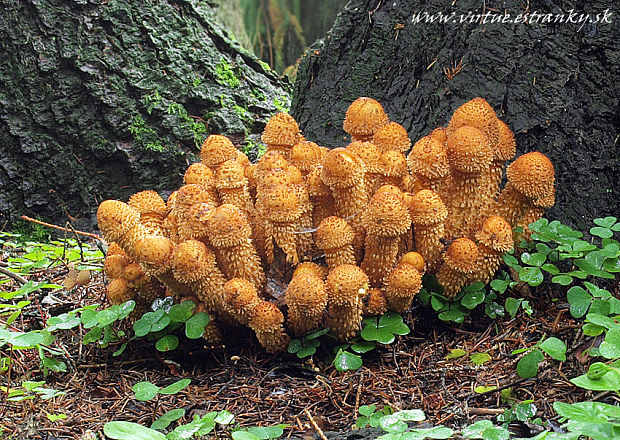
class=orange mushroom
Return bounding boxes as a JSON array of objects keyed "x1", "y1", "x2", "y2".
[
  {"x1": 325, "y1": 264, "x2": 369, "y2": 341},
  {"x1": 447, "y1": 97, "x2": 500, "y2": 149},
  {"x1": 214, "y1": 159, "x2": 254, "y2": 213},
  {"x1": 444, "y1": 125, "x2": 494, "y2": 237},
  {"x1": 262, "y1": 184, "x2": 303, "y2": 265},
  {"x1": 361, "y1": 191, "x2": 411, "y2": 286},
  {"x1": 183, "y1": 162, "x2": 220, "y2": 206},
  {"x1": 436, "y1": 238, "x2": 479, "y2": 299},
  {"x1": 315, "y1": 216, "x2": 356, "y2": 270},
  {"x1": 205, "y1": 204, "x2": 265, "y2": 291},
  {"x1": 343, "y1": 97, "x2": 389, "y2": 142},
  {"x1": 249, "y1": 300, "x2": 290, "y2": 353},
  {"x1": 346, "y1": 140, "x2": 382, "y2": 200},
  {"x1": 471, "y1": 216, "x2": 514, "y2": 284},
  {"x1": 363, "y1": 288, "x2": 388, "y2": 316},
  {"x1": 384, "y1": 263, "x2": 422, "y2": 313},
  {"x1": 407, "y1": 135, "x2": 450, "y2": 195},
  {"x1": 223, "y1": 278, "x2": 262, "y2": 326},
  {"x1": 285, "y1": 271, "x2": 328, "y2": 336},
  {"x1": 128, "y1": 190, "x2": 167, "y2": 235},
  {"x1": 261, "y1": 113, "x2": 301, "y2": 159},
  {"x1": 200, "y1": 134, "x2": 239, "y2": 171},
  {"x1": 406, "y1": 190, "x2": 448, "y2": 272},
  {"x1": 372, "y1": 121, "x2": 411, "y2": 153}
]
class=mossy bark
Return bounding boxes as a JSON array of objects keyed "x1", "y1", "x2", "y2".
[
  {"x1": 0, "y1": 0, "x2": 290, "y2": 228},
  {"x1": 291, "y1": 0, "x2": 619, "y2": 231}
]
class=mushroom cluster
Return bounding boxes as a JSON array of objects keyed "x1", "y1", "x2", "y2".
[{"x1": 97, "y1": 97, "x2": 555, "y2": 352}]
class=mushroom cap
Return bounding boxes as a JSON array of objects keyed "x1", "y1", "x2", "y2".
[
  {"x1": 407, "y1": 136, "x2": 450, "y2": 179},
  {"x1": 506, "y1": 152, "x2": 555, "y2": 200},
  {"x1": 128, "y1": 191, "x2": 167, "y2": 217},
  {"x1": 262, "y1": 185, "x2": 302, "y2": 221},
  {"x1": 97, "y1": 200, "x2": 140, "y2": 243},
  {"x1": 364, "y1": 288, "x2": 387, "y2": 316},
  {"x1": 286, "y1": 273, "x2": 328, "y2": 309},
  {"x1": 343, "y1": 97, "x2": 389, "y2": 137},
  {"x1": 107, "y1": 242, "x2": 128, "y2": 257},
  {"x1": 290, "y1": 141, "x2": 323, "y2": 172},
  {"x1": 364, "y1": 191, "x2": 411, "y2": 236},
  {"x1": 533, "y1": 189, "x2": 556, "y2": 208},
  {"x1": 372, "y1": 121, "x2": 411, "y2": 153},
  {"x1": 261, "y1": 112, "x2": 300, "y2": 146},
  {"x1": 316, "y1": 216, "x2": 354, "y2": 250},
  {"x1": 374, "y1": 184, "x2": 403, "y2": 199},
  {"x1": 215, "y1": 159, "x2": 247, "y2": 190},
  {"x1": 123, "y1": 262, "x2": 145, "y2": 284},
  {"x1": 286, "y1": 165, "x2": 303, "y2": 185},
  {"x1": 446, "y1": 126, "x2": 493, "y2": 173},
  {"x1": 206, "y1": 204, "x2": 252, "y2": 247},
  {"x1": 447, "y1": 97, "x2": 500, "y2": 147},
  {"x1": 387, "y1": 263, "x2": 422, "y2": 292},
  {"x1": 306, "y1": 167, "x2": 332, "y2": 198},
  {"x1": 346, "y1": 141, "x2": 381, "y2": 172},
  {"x1": 104, "y1": 254, "x2": 130, "y2": 279},
  {"x1": 184, "y1": 163, "x2": 214, "y2": 186},
  {"x1": 379, "y1": 149, "x2": 408, "y2": 177},
  {"x1": 257, "y1": 151, "x2": 288, "y2": 175},
  {"x1": 133, "y1": 236, "x2": 174, "y2": 271},
  {"x1": 399, "y1": 252, "x2": 425, "y2": 273},
  {"x1": 201, "y1": 135, "x2": 238, "y2": 168},
  {"x1": 250, "y1": 300, "x2": 284, "y2": 330},
  {"x1": 429, "y1": 127, "x2": 447, "y2": 145},
  {"x1": 293, "y1": 262, "x2": 328, "y2": 280},
  {"x1": 326, "y1": 264, "x2": 369, "y2": 305},
  {"x1": 407, "y1": 190, "x2": 448, "y2": 225},
  {"x1": 496, "y1": 120, "x2": 516, "y2": 162},
  {"x1": 175, "y1": 184, "x2": 213, "y2": 212},
  {"x1": 475, "y1": 216, "x2": 514, "y2": 252},
  {"x1": 166, "y1": 191, "x2": 178, "y2": 211},
  {"x1": 224, "y1": 278, "x2": 260, "y2": 309},
  {"x1": 321, "y1": 148, "x2": 365, "y2": 188},
  {"x1": 107, "y1": 278, "x2": 132, "y2": 304},
  {"x1": 444, "y1": 238, "x2": 479, "y2": 273},
  {"x1": 172, "y1": 239, "x2": 215, "y2": 283}
]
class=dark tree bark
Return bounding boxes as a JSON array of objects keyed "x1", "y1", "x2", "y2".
[
  {"x1": 291, "y1": 0, "x2": 619, "y2": 232},
  {"x1": 0, "y1": 0, "x2": 290, "y2": 229}
]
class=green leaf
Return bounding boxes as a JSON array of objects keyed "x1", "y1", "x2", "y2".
[
  {"x1": 46, "y1": 314, "x2": 81, "y2": 331},
  {"x1": 461, "y1": 290, "x2": 485, "y2": 310},
  {"x1": 155, "y1": 334, "x2": 179, "y2": 352},
  {"x1": 132, "y1": 381, "x2": 160, "y2": 401},
  {"x1": 430, "y1": 295, "x2": 446, "y2": 311},
  {"x1": 232, "y1": 432, "x2": 260, "y2": 440},
  {"x1": 438, "y1": 306, "x2": 466, "y2": 323},
  {"x1": 553, "y1": 401, "x2": 620, "y2": 423},
  {"x1": 80, "y1": 309, "x2": 99, "y2": 329},
  {"x1": 445, "y1": 348, "x2": 467, "y2": 360},
  {"x1": 150, "y1": 315, "x2": 171, "y2": 333},
  {"x1": 406, "y1": 426, "x2": 453, "y2": 440},
  {"x1": 11, "y1": 331, "x2": 44, "y2": 347},
  {"x1": 470, "y1": 352, "x2": 491, "y2": 366},
  {"x1": 159, "y1": 379, "x2": 190, "y2": 395},
  {"x1": 305, "y1": 328, "x2": 329, "y2": 340},
  {"x1": 246, "y1": 425, "x2": 285, "y2": 440},
  {"x1": 518, "y1": 267, "x2": 544, "y2": 286},
  {"x1": 379, "y1": 410, "x2": 425, "y2": 433},
  {"x1": 566, "y1": 286, "x2": 592, "y2": 318},
  {"x1": 118, "y1": 300, "x2": 136, "y2": 320},
  {"x1": 513, "y1": 402, "x2": 537, "y2": 421},
  {"x1": 521, "y1": 252, "x2": 546, "y2": 267},
  {"x1": 133, "y1": 318, "x2": 153, "y2": 337},
  {"x1": 361, "y1": 312, "x2": 409, "y2": 344},
  {"x1": 41, "y1": 356, "x2": 67, "y2": 372},
  {"x1": 151, "y1": 408, "x2": 186, "y2": 430},
  {"x1": 474, "y1": 385, "x2": 497, "y2": 393},
  {"x1": 96, "y1": 306, "x2": 120, "y2": 326},
  {"x1": 184, "y1": 312, "x2": 210, "y2": 339},
  {"x1": 585, "y1": 313, "x2": 618, "y2": 330},
  {"x1": 83, "y1": 326, "x2": 103, "y2": 344},
  {"x1": 504, "y1": 298, "x2": 521, "y2": 319},
  {"x1": 594, "y1": 216, "x2": 618, "y2": 228},
  {"x1": 484, "y1": 301, "x2": 504, "y2": 319},
  {"x1": 540, "y1": 337, "x2": 567, "y2": 361},
  {"x1": 287, "y1": 339, "x2": 302, "y2": 354},
  {"x1": 489, "y1": 279, "x2": 510, "y2": 294},
  {"x1": 104, "y1": 421, "x2": 166, "y2": 440},
  {"x1": 350, "y1": 340, "x2": 376, "y2": 354},
  {"x1": 570, "y1": 369, "x2": 620, "y2": 392},
  {"x1": 541, "y1": 263, "x2": 560, "y2": 275},
  {"x1": 551, "y1": 275, "x2": 574, "y2": 286},
  {"x1": 168, "y1": 301, "x2": 196, "y2": 323},
  {"x1": 582, "y1": 323, "x2": 605, "y2": 337},
  {"x1": 333, "y1": 349, "x2": 362, "y2": 371},
  {"x1": 516, "y1": 349, "x2": 544, "y2": 379},
  {"x1": 359, "y1": 404, "x2": 377, "y2": 417},
  {"x1": 214, "y1": 410, "x2": 235, "y2": 424},
  {"x1": 590, "y1": 227, "x2": 613, "y2": 239},
  {"x1": 502, "y1": 254, "x2": 521, "y2": 270},
  {"x1": 599, "y1": 328, "x2": 620, "y2": 359},
  {"x1": 46, "y1": 413, "x2": 67, "y2": 422}
]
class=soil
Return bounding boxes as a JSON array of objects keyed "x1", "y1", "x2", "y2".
[{"x1": 2, "y1": 237, "x2": 616, "y2": 440}]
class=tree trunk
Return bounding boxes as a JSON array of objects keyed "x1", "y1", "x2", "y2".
[
  {"x1": 0, "y1": 0, "x2": 290, "y2": 229},
  {"x1": 291, "y1": 0, "x2": 619, "y2": 232}
]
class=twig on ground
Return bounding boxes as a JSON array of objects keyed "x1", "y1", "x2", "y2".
[
  {"x1": 20, "y1": 215, "x2": 103, "y2": 242},
  {"x1": 0, "y1": 267, "x2": 28, "y2": 284},
  {"x1": 304, "y1": 408, "x2": 328, "y2": 440}
]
